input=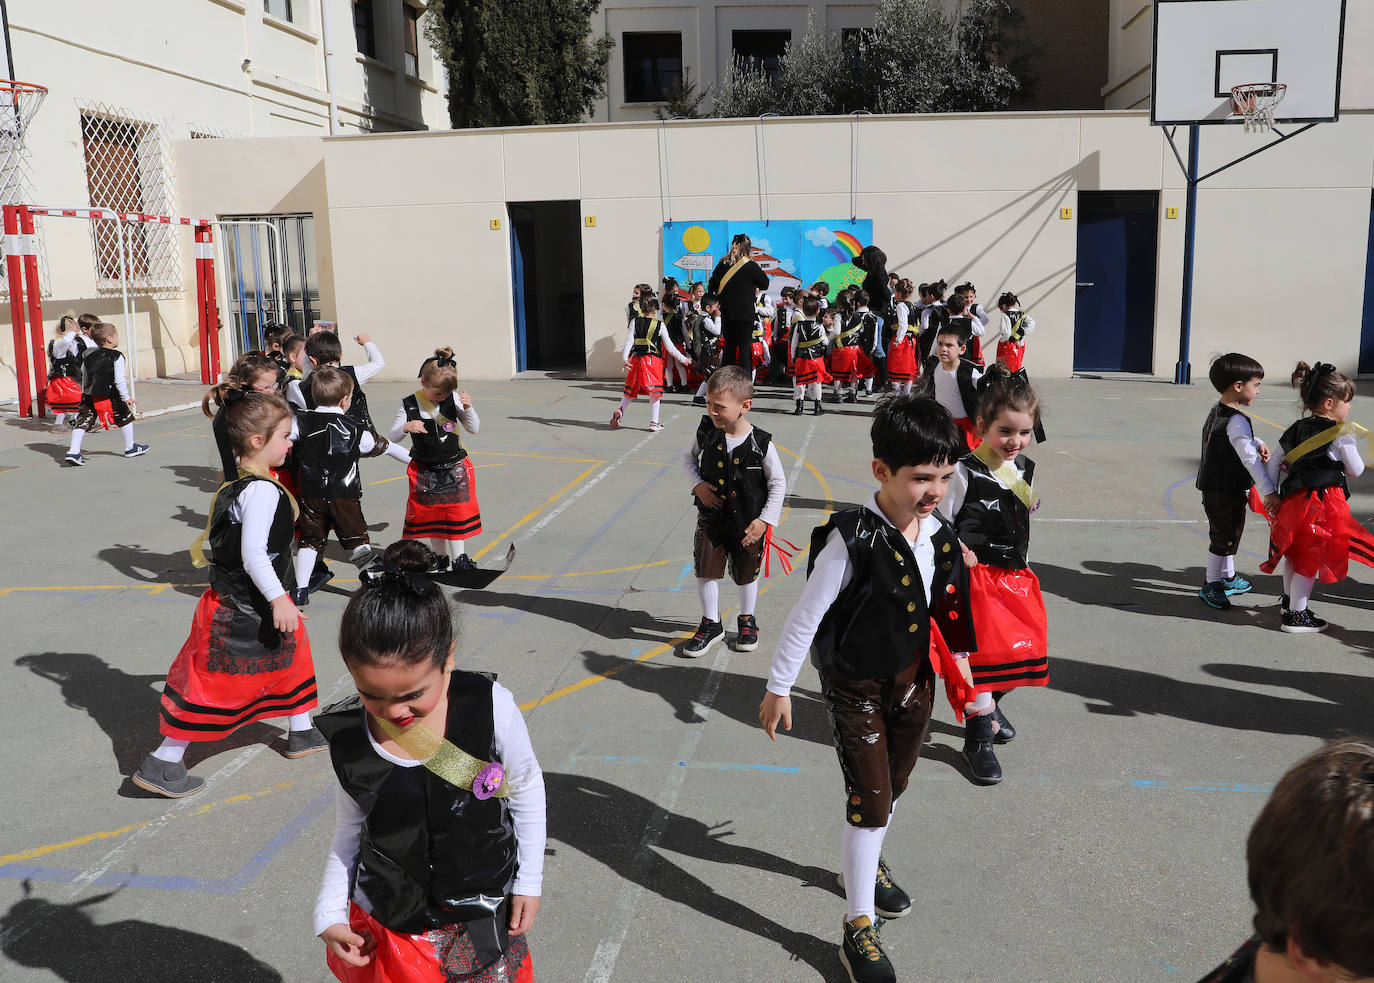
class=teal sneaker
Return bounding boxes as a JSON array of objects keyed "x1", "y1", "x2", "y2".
[
  {"x1": 1199, "y1": 582, "x2": 1231, "y2": 610},
  {"x1": 1220, "y1": 574, "x2": 1253, "y2": 596}
]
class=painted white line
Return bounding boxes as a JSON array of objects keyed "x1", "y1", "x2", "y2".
[
  {"x1": 139, "y1": 402, "x2": 200, "y2": 419},
  {"x1": 1034, "y1": 518, "x2": 1200, "y2": 524}
]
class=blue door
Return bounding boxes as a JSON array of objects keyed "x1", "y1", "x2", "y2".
[
  {"x1": 1073, "y1": 192, "x2": 1159, "y2": 373},
  {"x1": 1359, "y1": 193, "x2": 1374, "y2": 374},
  {"x1": 509, "y1": 205, "x2": 534, "y2": 372}
]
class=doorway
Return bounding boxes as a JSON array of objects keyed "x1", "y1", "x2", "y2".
[
  {"x1": 1359, "y1": 192, "x2": 1374, "y2": 375},
  {"x1": 1073, "y1": 192, "x2": 1159, "y2": 373},
  {"x1": 508, "y1": 201, "x2": 585, "y2": 372}
]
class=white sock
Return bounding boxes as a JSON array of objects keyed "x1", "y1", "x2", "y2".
[
  {"x1": 865, "y1": 379, "x2": 874, "y2": 394},
  {"x1": 842, "y1": 822, "x2": 888, "y2": 922},
  {"x1": 1282, "y1": 560, "x2": 1295, "y2": 597},
  {"x1": 738, "y1": 580, "x2": 759, "y2": 616},
  {"x1": 697, "y1": 578, "x2": 720, "y2": 622},
  {"x1": 54, "y1": 413, "x2": 66, "y2": 425},
  {"x1": 794, "y1": 385, "x2": 804, "y2": 401},
  {"x1": 1289, "y1": 574, "x2": 1316, "y2": 612},
  {"x1": 650, "y1": 396, "x2": 661, "y2": 425},
  {"x1": 120, "y1": 423, "x2": 136, "y2": 451},
  {"x1": 1206, "y1": 552, "x2": 1227, "y2": 584},
  {"x1": 350, "y1": 543, "x2": 372, "y2": 562},
  {"x1": 1222, "y1": 555, "x2": 1235, "y2": 580},
  {"x1": 151, "y1": 737, "x2": 190, "y2": 763},
  {"x1": 69, "y1": 428, "x2": 86, "y2": 455},
  {"x1": 833, "y1": 382, "x2": 842, "y2": 399},
  {"x1": 617, "y1": 395, "x2": 631, "y2": 414},
  {"x1": 294, "y1": 547, "x2": 318, "y2": 591},
  {"x1": 811, "y1": 383, "x2": 823, "y2": 402},
  {"x1": 448, "y1": 539, "x2": 464, "y2": 560},
  {"x1": 287, "y1": 712, "x2": 314, "y2": 731},
  {"x1": 694, "y1": 381, "x2": 708, "y2": 398},
  {"x1": 964, "y1": 690, "x2": 995, "y2": 716}
]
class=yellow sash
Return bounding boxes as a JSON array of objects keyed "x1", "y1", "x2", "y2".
[
  {"x1": 716, "y1": 255, "x2": 751, "y2": 292},
  {"x1": 190, "y1": 466, "x2": 300, "y2": 569},
  {"x1": 371, "y1": 715, "x2": 510, "y2": 798},
  {"x1": 972, "y1": 443, "x2": 1037, "y2": 512},
  {"x1": 1280, "y1": 420, "x2": 1371, "y2": 468},
  {"x1": 414, "y1": 389, "x2": 456, "y2": 435}
]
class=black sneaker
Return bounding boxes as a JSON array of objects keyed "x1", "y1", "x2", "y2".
[
  {"x1": 845, "y1": 391, "x2": 858, "y2": 403},
  {"x1": 735, "y1": 614, "x2": 759, "y2": 652},
  {"x1": 682, "y1": 618, "x2": 724, "y2": 658},
  {"x1": 453, "y1": 554, "x2": 477, "y2": 572},
  {"x1": 840, "y1": 916, "x2": 895, "y2": 983},
  {"x1": 1198, "y1": 581, "x2": 1231, "y2": 610},
  {"x1": 290, "y1": 587, "x2": 310, "y2": 608},
  {"x1": 307, "y1": 558, "x2": 334, "y2": 594},
  {"x1": 350, "y1": 546, "x2": 376, "y2": 570},
  {"x1": 992, "y1": 702, "x2": 1016, "y2": 744},
  {"x1": 285, "y1": 726, "x2": 329, "y2": 758},
  {"x1": 692, "y1": 396, "x2": 706, "y2": 406},
  {"x1": 793, "y1": 401, "x2": 804, "y2": 416},
  {"x1": 1281, "y1": 608, "x2": 1328, "y2": 634},
  {"x1": 813, "y1": 401, "x2": 825, "y2": 416},
  {"x1": 874, "y1": 859, "x2": 912, "y2": 919},
  {"x1": 131, "y1": 754, "x2": 205, "y2": 798},
  {"x1": 430, "y1": 555, "x2": 452, "y2": 574},
  {"x1": 963, "y1": 713, "x2": 1003, "y2": 784}
]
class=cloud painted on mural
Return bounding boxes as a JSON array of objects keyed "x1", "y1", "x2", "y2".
[{"x1": 661, "y1": 220, "x2": 873, "y2": 302}]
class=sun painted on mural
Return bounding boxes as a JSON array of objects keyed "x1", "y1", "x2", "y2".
[{"x1": 662, "y1": 220, "x2": 873, "y2": 302}]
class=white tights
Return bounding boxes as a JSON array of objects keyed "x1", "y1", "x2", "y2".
[
  {"x1": 696, "y1": 578, "x2": 760, "y2": 622},
  {"x1": 842, "y1": 821, "x2": 888, "y2": 921},
  {"x1": 150, "y1": 712, "x2": 313, "y2": 763}
]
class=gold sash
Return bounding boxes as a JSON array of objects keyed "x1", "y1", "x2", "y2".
[
  {"x1": 190, "y1": 466, "x2": 300, "y2": 569},
  {"x1": 1280, "y1": 420, "x2": 1371, "y2": 468},
  {"x1": 716, "y1": 255, "x2": 751, "y2": 292},
  {"x1": 972, "y1": 443, "x2": 1037, "y2": 512},
  {"x1": 371, "y1": 715, "x2": 510, "y2": 798},
  {"x1": 414, "y1": 389, "x2": 456, "y2": 434}
]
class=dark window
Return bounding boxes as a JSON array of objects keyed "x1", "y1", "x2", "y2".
[
  {"x1": 354, "y1": 0, "x2": 376, "y2": 59},
  {"x1": 622, "y1": 32, "x2": 682, "y2": 103},
  {"x1": 403, "y1": 5, "x2": 420, "y2": 77},
  {"x1": 733, "y1": 30, "x2": 790, "y2": 78},
  {"x1": 264, "y1": 0, "x2": 293, "y2": 21},
  {"x1": 80, "y1": 114, "x2": 150, "y2": 281}
]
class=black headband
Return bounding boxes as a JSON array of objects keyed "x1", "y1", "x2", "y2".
[
  {"x1": 418, "y1": 356, "x2": 457, "y2": 378},
  {"x1": 361, "y1": 563, "x2": 437, "y2": 597}
]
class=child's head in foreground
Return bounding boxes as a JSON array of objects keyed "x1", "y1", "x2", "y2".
[
  {"x1": 310, "y1": 366, "x2": 354, "y2": 410},
  {"x1": 869, "y1": 394, "x2": 963, "y2": 519},
  {"x1": 704, "y1": 364, "x2": 754, "y2": 431}
]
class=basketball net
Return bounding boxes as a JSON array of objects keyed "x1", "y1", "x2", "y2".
[
  {"x1": 1230, "y1": 82, "x2": 1287, "y2": 134},
  {"x1": 0, "y1": 81, "x2": 48, "y2": 297}
]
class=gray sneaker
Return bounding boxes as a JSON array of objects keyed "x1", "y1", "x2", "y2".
[
  {"x1": 131, "y1": 754, "x2": 206, "y2": 798},
  {"x1": 286, "y1": 726, "x2": 329, "y2": 758}
]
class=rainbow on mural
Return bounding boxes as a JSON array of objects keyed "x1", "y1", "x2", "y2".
[{"x1": 662, "y1": 220, "x2": 874, "y2": 302}]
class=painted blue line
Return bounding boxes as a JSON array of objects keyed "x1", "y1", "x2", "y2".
[
  {"x1": 1159, "y1": 957, "x2": 1179, "y2": 974},
  {"x1": 0, "y1": 791, "x2": 332, "y2": 895},
  {"x1": 1132, "y1": 779, "x2": 1272, "y2": 794}
]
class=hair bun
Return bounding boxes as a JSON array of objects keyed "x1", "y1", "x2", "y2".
[
  {"x1": 382, "y1": 539, "x2": 436, "y2": 574},
  {"x1": 433, "y1": 345, "x2": 454, "y2": 360}
]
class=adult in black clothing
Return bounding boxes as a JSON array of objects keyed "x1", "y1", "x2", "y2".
[
  {"x1": 853, "y1": 244, "x2": 891, "y2": 388},
  {"x1": 707, "y1": 234, "x2": 770, "y2": 368}
]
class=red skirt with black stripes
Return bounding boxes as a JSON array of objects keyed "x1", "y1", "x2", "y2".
[
  {"x1": 623, "y1": 353, "x2": 665, "y2": 399},
  {"x1": 327, "y1": 902, "x2": 533, "y2": 983},
  {"x1": 404, "y1": 458, "x2": 482, "y2": 541},
  {"x1": 967, "y1": 564, "x2": 1049, "y2": 693},
  {"x1": 159, "y1": 589, "x2": 317, "y2": 741},
  {"x1": 46, "y1": 376, "x2": 82, "y2": 414},
  {"x1": 829, "y1": 346, "x2": 860, "y2": 383},
  {"x1": 1258, "y1": 486, "x2": 1374, "y2": 583},
  {"x1": 887, "y1": 337, "x2": 918, "y2": 383}
]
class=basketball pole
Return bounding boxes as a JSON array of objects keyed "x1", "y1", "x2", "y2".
[{"x1": 1174, "y1": 125, "x2": 1199, "y2": 386}]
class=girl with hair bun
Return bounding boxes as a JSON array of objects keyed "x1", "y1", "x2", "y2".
[
  {"x1": 313, "y1": 539, "x2": 546, "y2": 983},
  {"x1": 389, "y1": 348, "x2": 484, "y2": 573},
  {"x1": 939, "y1": 364, "x2": 1048, "y2": 784},
  {"x1": 45, "y1": 312, "x2": 86, "y2": 427},
  {"x1": 1255, "y1": 361, "x2": 1373, "y2": 633}
]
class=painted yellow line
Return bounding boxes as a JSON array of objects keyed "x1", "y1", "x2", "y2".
[
  {"x1": 774, "y1": 440, "x2": 834, "y2": 508},
  {"x1": 507, "y1": 558, "x2": 683, "y2": 580},
  {"x1": 472, "y1": 462, "x2": 601, "y2": 563},
  {"x1": 0, "y1": 822, "x2": 153, "y2": 865},
  {"x1": 368, "y1": 461, "x2": 508, "y2": 486},
  {"x1": 0, "y1": 583, "x2": 205, "y2": 598}
]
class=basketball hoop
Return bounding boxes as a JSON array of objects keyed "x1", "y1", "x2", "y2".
[
  {"x1": 1230, "y1": 82, "x2": 1287, "y2": 133},
  {"x1": 0, "y1": 81, "x2": 47, "y2": 139}
]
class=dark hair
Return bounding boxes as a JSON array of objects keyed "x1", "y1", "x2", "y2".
[
  {"x1": 927, "y1": 278, "x2": 948, "y2": 301},
  {"x1": 1247, "y1": 738, "x2": 1374, "y2": 975},
  {"x1": 856, "y1": 244, "x2": 887, "y2": 274},
  {"x1": 854, "y1": 289, "x2": 870, "y2": 307},
  {"x1": 702, "y1": 292, "x2": 720, "y2": 308},
  {"x1": 872, "y1": 394, "x2": 963, "y2": 472},
  {"x1": 935, "y1": 320, "x2": 968, "y2": 343},
  {"x1": 262, "y1": 322, "x2": 293, "y2": 351},
  {"x1": 1208, "y1": 352, "x2": 1265, "y2": 393},
  {"x1": 946, "y1": 293, "x2": 969, "y2": 316},
  {"x1": 305, "y1": 331, "x2": 343, "y2": 366},
  {"x1": 339, "y1": 540, "x2": 453, "y2": 668},
  {"x1": 893, "y1": 278, "x2": 914, "y2": 300},
  {"x1": 284, "y1": 334, "x2": 307, "y2": 356},
  {"x1": 1292, "y1": 360, "x2": 1355, "y2": 410},
  {"x1": 91, "y1": 322, "x2": 117, "y2": 346},
  {"x1": 801, "y1": 295, "x2": 820, "y2": 317},
  {"x1": 639, "y1": 296, "x2": 659, "y2": 314},
  {"x1": 997, "y1": 291, "x2": 1019, "y2": 309},
  {"x1": 779, "y1": 286, "x2": 795, "y2": 300},
  {"x1": 78, "y1": 313, "x2": 100, "y2": 331},
  {"x1": 200, "y1": 387, "x2": 291, "y2": 454},
  {"x1": 222, "y1": 351, "x2": 281, "y2": 393},
  {"x1": 310, "y1": 365, "x2": 355, "y2": 407},
  {"x1": 977, "y1": 363, "x2": 1041, "y2": 427},
  {"x1": 954, "y1": 281, "x2": 976, "y2": 296},
  {"x1": 810, "y1": 280, "x2": 830, "y2": 295},
  {"x1": 707, "y1": 364, "x2": 754, "y2": 402}
]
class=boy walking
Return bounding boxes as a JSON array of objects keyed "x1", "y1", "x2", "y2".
[
  {"x1": 1196, "y1": 353, "x2": 1278, "y2": 610},
  {"x1": 758, "y1": 395, "x2": 978, "y2": 983},
  {"x1": 680, "y1": 365, "x2": 786, "y2": 656},
  {"x1": 64, "y1": 322, "x2": 148, "y2": 465}
]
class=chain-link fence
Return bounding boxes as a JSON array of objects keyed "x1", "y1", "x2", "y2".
[{"x1": 0, "y1": 82, "x2": 50, "y2": 299}]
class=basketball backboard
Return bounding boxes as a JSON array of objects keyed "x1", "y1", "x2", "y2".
[{"x1": 1151, "y1": 0, "x2": 1345, "y2": 126}]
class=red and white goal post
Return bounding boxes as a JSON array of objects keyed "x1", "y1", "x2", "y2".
[{"x1": 4, "y1": 203, "x2": 223, "y2": 418}]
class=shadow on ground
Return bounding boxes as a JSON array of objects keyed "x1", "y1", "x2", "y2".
[{"x1": 459, "y1": 590, "x2": 697, "y2": 643}]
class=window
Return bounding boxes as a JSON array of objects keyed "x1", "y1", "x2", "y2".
[
  {"x1": 354, "y1": 0, "x2": 376, "y2": 59},
  {"x1": 263, "y1": 0, "x2": 293, "y2": 22},
  {"x1": 403, "y1": 5, "x2": 420, "y2": 77},
  {"x1": 622, "y1": 32, "x2": 682, "y2": 103},
  {"x1": 732, "y1": 30, "x2": 790, "y2": 79}
]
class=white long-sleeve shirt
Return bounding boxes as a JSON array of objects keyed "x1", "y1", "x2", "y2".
[
  {"x1": 622, "y1": 319, "x2": 689, "y2": 364},
  {"x1": 313, "y1": 682, "x2": 547, "y2": 937},
  {"x1": 940, "y1": 455, "x2": 1034, "y2": 526},
  {"x1": 1264, "y1": 424, "x2": 1365, "y2": 491},
  {"x1": 679, "y1": 426, "x2": 787, "y2": 528},
  {"x1": 227, "y1": 480, "x2": 290, "y2": 602},
  {"x1": 932, "y1": 363, "x2": 982, "y2": 420},
  {"x1": 893, "y1": 301, "x2": 915, "y2": 345},
  {"x1": 919, "y1": 302, "x2": 946, "y2": 333},
  {"x1": 303, "y1": 405, "x2": 412, "y2": 465},
  {"x1": 1224, "y1": 412, "x2": 1275, "y2": 497},
  {"x1": 698, "y1": 312, "x2": 722, "y2": 338},
  {"x1": 50, "y1": 330, "x2": 89, "y2": 360},
  {"x1": 969, "y1": 302, "x2": 991, "y2": 329},
  {"x1": 389, "y1": 399, "x2": 480, "y2": 443},
  {"x1": 994, "y1": 309, "x2": 1036, "y2": 346},
  {"x1": 766, "y1": 497, "x2": 944, "y2": 698},
  {"x1": 286, "y1": 343, "x2": 385, "y2": 409}
]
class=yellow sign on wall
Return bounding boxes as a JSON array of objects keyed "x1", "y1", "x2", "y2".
[
  {"x1": 489, "y1": 219, "x2": 502, "y2": 231},
  {"x1": 585, "y1": 215, "x2": 596, "y2": 227},
  {"x1": 1060, "y1": 207, "x2": 1073, "y2": 220},
  {"x1": 1166, "y1": 207, "x2": 1179, "y2": 219}
]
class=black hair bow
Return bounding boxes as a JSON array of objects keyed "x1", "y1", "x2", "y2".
[
  {"x1": 222, "y1": 385, "x2": 251, "y2": 405},
  {"x1": 1314, "y1": 361, "x2": 1337, "y2": 377},
  {"x1": 418, "y1": 356, "x2": 457, "y2": 378},
  {"x1": 361, "y1": 563, "x2": 437, "y2": 596}
]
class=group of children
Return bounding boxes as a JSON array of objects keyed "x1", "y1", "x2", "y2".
[{"x1": 45, "y1": 311, "x2": 151, "y2": 464}]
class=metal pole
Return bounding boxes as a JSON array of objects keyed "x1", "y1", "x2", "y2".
[
  {"x1": 1174, "y1": 125, "x2": 1199, "y2": 386},
  {"x1": 117, "y1": 220, "x2": 137, "y2": 405},
  {"x1": 4, "y1": 204, "x2": 34, "y2": 417},
  {"x1": 320, "y1": 0, "x2": 339, "y2": 134}
]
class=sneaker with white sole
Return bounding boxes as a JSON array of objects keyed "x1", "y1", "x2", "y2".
[
  {"x1": 681, "y1": 618, "x2": 724, "y2": 658},
  {"x1": 649, "y1": 421, "x2": 665, "y2": 432},
  {"x1": 609, "y1": 409, "x2": 622, "y2": 430},
  {"x1": 131, "y1": 754, "x2": 205, "y2": 798},
  {"x1": 840, "y1": 916, "x2": 895, "y2": 983},
  {"x1": 1281, "y1": 608, "x2": 1328, "y2": 633},
  {"x1": 64, "y1": 453, "x2": 85, "y2": 467},
  {"x1": 124, "y1": 443, "x2": 149, "y2": 458}
]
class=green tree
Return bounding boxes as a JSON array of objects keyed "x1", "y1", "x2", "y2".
[{"x1": 425, "y1": 0, "x2": 614, "y2": 128}]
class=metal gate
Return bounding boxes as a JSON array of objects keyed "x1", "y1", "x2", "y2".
[{"x1": 219, "y1": 213, "x2": 321, "y2": 358}]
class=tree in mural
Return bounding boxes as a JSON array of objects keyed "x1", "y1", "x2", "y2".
[{"x1": 425, "y1": 0, "x2": 614, "y2": 128}]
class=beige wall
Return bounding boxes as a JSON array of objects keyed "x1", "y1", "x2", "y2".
[{"x1": 164, "y1": 110, "x2": 1374, "y2": 392}]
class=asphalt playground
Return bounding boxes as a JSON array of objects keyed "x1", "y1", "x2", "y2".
[{"x1": 1, "y1": 373, "x2": 1371, "y2": 983}]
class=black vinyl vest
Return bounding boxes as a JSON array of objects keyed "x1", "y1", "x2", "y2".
[
  {"x1": 313, "y1": 672, "x2": 518, "y2": 937},
  {"x1": 303, "y1": 365, "x2": 376, "y2": 434},
  {"x1": 47, "y1": 336, "x2": 88, "y2": 380},
  {"x1": 630, "y1": 316, "x2": 661, "y2": 357},
  {"x1": 402, "y1": 393, "x2": 467, "y2": 467},
  {"x1": 295, "y1": 411, "x2": 365, "y2": 500},
  {"x1": 1005, "y1": 311, "x2": 1030, "y2": 343},
  {"x1": 793, "y1": 319, "x2": 826, "y2": 360},
  {"x1": 1195, "y1": 403, "x2": 1254, "y2": 494},
  {"x1": 1277, "y1": 416, "x2": 1348, "y2": 497},
  {"x1": 840, "y1": 311, "x2": 874, "y2": 349},
  {"x1": 80, "y1": 347, "x2": 122, "y2": 399},
  {"x1": 948, "y1": 315, "x2": 976, "y2": 345},
  {"x1": 208, "y1": 475, "x2": 298, "y2": 642},
  {"x1": 954, "y1": 454, "x2": 1035, "y2": 569},
  {"x1": 915, "y1": 357, "x2": 981, "y2": 419},
  {"x1": 693, "y1": 416, "x2": 771, "y2": 535},
  {"x1": 807, "y1": 507, "x2": 975, "y2": 680},
  {"x1": 663, "y1": 310, "x2": 688, "y2": 346}
]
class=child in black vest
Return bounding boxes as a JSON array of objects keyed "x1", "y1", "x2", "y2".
[
  {"x1": 612, "y1": 297, "x2": 691, "y2": 432},
  {"x1": 132, "y1": 388, "x2": 322, "y2": 797},
  {"x1": 1195, "y1": 353, "x2": 1278, "y2": 611},
  {"x1": 262, "y1": 322, "x2": 294, "y2": 379},
  {"x1": 1256, "y1": 361, "x2": 1372, "y2": 633},
  {"x1": 679, "y1": 365, "x2": 787, "y2": 656},
  {"x1": 759, "y1": 394, "x2": 979, "y2": 983},
  {"x1": 994, "y1": 291, "x2": 1035, "y2": 372},
  {"x1": 291, "y1": 367, "x2": 411, "y2": 606},
  {"x1": 64, "y1": 321, "x2": 148, "y2": 466},
  {"x1": 314, "y1": 540, "x2": 546, "y2": 982},
  {"x1": 915, "y1": 321, "x2": 983, "y2": 451},
  {"x1": 45, "y1": 312, "x2": 87, "y2": 427},
  {"x1": 689, "y1": 293, "x2": 723, "y2": 407},
  {"x1": 940, "y1": 366, "x2": 1049, "y2": 784},
  {"x1": 388, "y1": 348, "x2": 483, "y2": 572},
  {"x1": 287, "y1": 330, "x2": 385, "y2": 435},
  {"x1": 790, "y1": 295, "x2": 832, "y2": 416}
]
